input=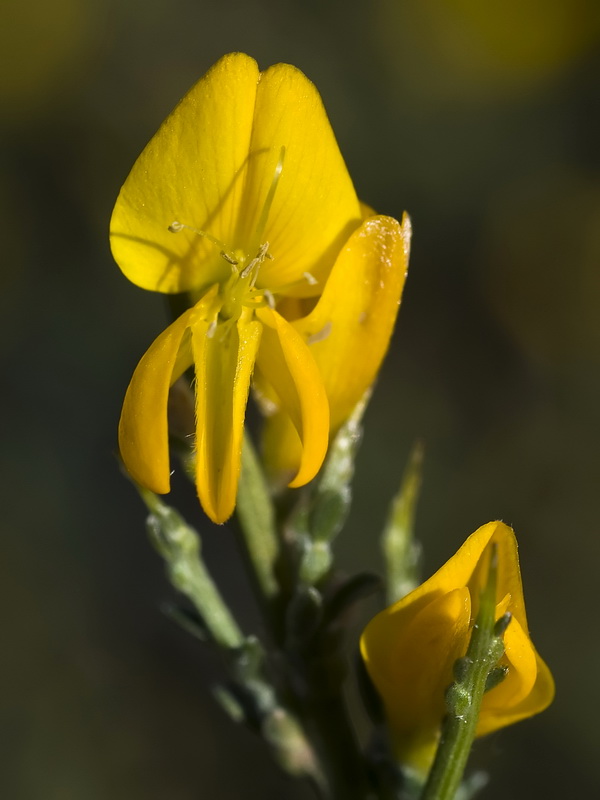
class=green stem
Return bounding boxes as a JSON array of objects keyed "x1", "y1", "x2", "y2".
[
  {"x1": 305, "y1": 694, "x2": 369, "y2": 800},
  {"x1": 235, "y1": 433, "x2": 280, "y2": 601},
  {"x1": 420, "y1": 545, "x2": 507, "y2": 800},
  {"x1": 134, "y1": 483, "x2": 327, "y2": 790},
  {"x1": 139, "y1": 486, "x2": 244, "y2": 650}
]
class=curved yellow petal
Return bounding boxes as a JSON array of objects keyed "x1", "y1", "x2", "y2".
[
  {"x1": 110, "y1": 53, "x2": 260, "y2": 294},
  {"x1": 118, "y1": 308, "x2": 195, "y2": 493},
  {"x1": 260, "y1": 410, "x2": 303, "y2": 481},
  {"x1": 495, "y1": 650, "x2": 555, "y2": 729},
  {"x1": 260, "y1": 214, "x2": 411, "y2": 477},
  {"x1": 192, "y1": 313, "x2": 262, "y2": 524},
  {"x1": 392, "y1": 521, "x2": 517, "y2": 621},
  {"x1": 255, "y1": 307, "x2": 329, "y2": 487},
  {"x1": 478, "y1": 619, "x2": 555, "y2": 735},
  {"x1": 361, "y1": 586, "x2": 471, "y2": 773},
  {"x1": 240, "y1": 63, "x2": 362, "y2": 295},
  {"x1": 295, "y1": 213, "x2": 411, "y2": 430}
]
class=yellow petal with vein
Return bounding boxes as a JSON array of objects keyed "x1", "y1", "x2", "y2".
[
  {"x1": 365, "y1": 586, "x2": 471, "y2": 771},
  {"x1": 255, "y1": 307, "x2": 329, "y2": 487},
  {"x1": 239, "y1": 63, "x2": 362, "y2": 295},
  {"x1": 193, "y1": 315, "x2": 262, "y2": 524},
  {"x1": 118, "y1": 308, "x2": 194, "y2": 493},
  {"x1": 110, "y1": 53, "x2": 259, "y2": 294}
]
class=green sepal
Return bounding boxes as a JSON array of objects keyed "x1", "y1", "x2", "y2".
[
  {"x1": 494, "y1": 611, "x2": 512, "y2": 636},
  {"x1": 485, "y1": 665, "x2": 509, "y2": 693}
]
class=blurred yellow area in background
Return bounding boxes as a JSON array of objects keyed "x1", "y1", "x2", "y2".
[
  {"x1": 0, "y1": 0, "x2": 106, "y2": 125},
  {"x1": 377, "y1": 0, "x2": 600, "y2": 100}
]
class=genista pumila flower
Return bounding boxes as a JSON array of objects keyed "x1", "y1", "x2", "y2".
[
  {"x1": 360, "y1": 521, "x2": 555, "y2": 772},
  {"x1": 111, "y1": 53, "x2": 410, "y2": 523}
]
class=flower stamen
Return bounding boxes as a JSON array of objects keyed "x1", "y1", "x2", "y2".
[
  {"x1": 253, "y1": 145, "x2": 286, "y2": 248},
  {"x1": 168, "y1": 220, "x2": 239, "y2": 266},
  {"x1": 241, "y1": 242, "x2": 272, "y2": 280},
  {"x1": 307, "y1": 321, "x2": 332, "y2": 344}
]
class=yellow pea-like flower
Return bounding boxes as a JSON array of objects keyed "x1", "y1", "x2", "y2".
[
  {"x1": 360, "y1": 521, "x2": 555, "y2": 773},
  {"x1": 111, "y1": 52, "x2": 410, "y2": 523}
]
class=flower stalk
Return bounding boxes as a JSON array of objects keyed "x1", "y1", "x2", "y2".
[
  {"x1": 235, "y1": 433, "x2": 280, "y2": 600},
  {"x1": 137, "y1": 484, "x2": 326, "y2": 790},
  {"x1": 139, "y1": 485, "x2": 244, "y2": 648},
  {"x1": 420, "y1": 544, "x2": 508, "y2": 800}
]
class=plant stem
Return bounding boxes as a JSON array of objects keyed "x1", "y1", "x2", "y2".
[
  {"x1": 235, "y1": 433, "x2": 280, "y2": 600},
  {"x1": 139, "y1": 486, "x2": 244, "y2": 649},
  {"x1": 420, "y1": 544, "x2": 506, "y2": 800},
  {"x1": 305, "y1": 693, "x2": 369, "y2": 800}
]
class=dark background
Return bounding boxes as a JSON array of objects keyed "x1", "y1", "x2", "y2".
[{"x1": 2, "y1": 0, "x2": 599, "y2": 797}]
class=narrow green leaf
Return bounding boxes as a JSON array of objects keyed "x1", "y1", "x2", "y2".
[{"x1": 382, "y1": 440, "x2": 424, "y2": 604}]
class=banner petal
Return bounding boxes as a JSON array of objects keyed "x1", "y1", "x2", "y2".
[{"x1": 110, "y1": 53, "x2": 260, "y2": 294}]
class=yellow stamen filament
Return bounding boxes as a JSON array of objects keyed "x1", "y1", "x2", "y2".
[
  {"x1": 307, "y1": 321, "x2": 332, "y2": 345},
  {"x1": 168, "y1": 221, "x2": 239, "y2": 266},
  {"x1": 253, "y1": 145, "x2": 286, "y2": 249}
]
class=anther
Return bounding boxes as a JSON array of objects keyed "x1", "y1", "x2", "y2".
[
  {"x1": 168, "y1": 220, "x2": 238, "y2": 264},
  {"x1": 241, "y1": 242, "x2": 270, "y2": 279},
  {"x1": 220, "y1": 251, "x2": 238, "y2": 266},
  {"x1": 303, "y1": 272, "x2": 318, "y2": 286}
]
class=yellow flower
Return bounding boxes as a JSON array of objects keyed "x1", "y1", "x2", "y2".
[
  {"x1": 360, "y1": 521, "x2": 555, "y2": 773},
  {"x1": 111, "y1": 53, "x2": 410, "y2": 523}
]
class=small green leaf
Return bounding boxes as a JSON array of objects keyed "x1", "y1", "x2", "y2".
[
  {"x1": 382, "y1": 440, "x2": 424, "y2": 604},
  {"x1": 485, "y1": 665, "x2": 509, "y2": 693}
]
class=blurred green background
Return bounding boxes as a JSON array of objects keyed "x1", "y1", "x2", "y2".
[{"x1": 2, "y1": 0, "x2": 599, "y2": 797}]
